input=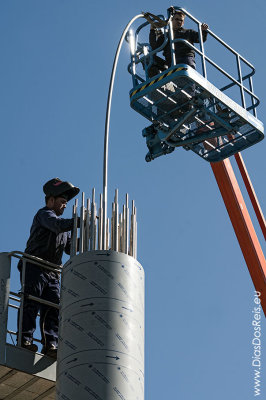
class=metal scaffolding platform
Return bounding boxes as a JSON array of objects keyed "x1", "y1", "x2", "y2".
[
  {"x1": 127, "y1": 7, "x2": 264, "y2": 162},
  {"x1": 0, "y1": 253, "x2": 56, "y2": 399},
  {"x1": 0, "y1": 347, "x2": 55, "y2": 400},
  {"x1": 130, "y1": 65, "x2": 264, "y2": 162}
]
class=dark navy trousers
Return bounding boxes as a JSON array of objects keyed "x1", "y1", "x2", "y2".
[
  {"x1": 175, "y1": 56, "x2": 196, "y2": 69},
  {"x1": 148, "y1": 55, "x2": 196, "y2": 78},
  {"x1": 19, "y1": 263, "x2": 60, "y2": 347}
]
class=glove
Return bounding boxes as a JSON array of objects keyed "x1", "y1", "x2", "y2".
[{"x1": 142, "y1": 12, "x2": 168, "y2": 29}]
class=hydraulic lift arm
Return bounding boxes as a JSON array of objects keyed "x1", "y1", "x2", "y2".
[{"x1": 211, "y1": 157, "x2": 266, "y2": 316}]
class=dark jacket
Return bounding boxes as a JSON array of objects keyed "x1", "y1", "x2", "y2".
[
  {"x1": 149, "y1": 27, "x2": 208, "y2": 67},
  {"x1": 22, "y1": 207, "x2": 73, "y2": 266}
]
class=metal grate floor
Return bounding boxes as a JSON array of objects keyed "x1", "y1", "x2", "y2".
[{"x1": 130, "y1": 66, "x2": 264, "y2": 162}]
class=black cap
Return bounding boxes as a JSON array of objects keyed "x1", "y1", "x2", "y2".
[{"x1": 43, "y1": 178, "x2": 80, "y2": 201}]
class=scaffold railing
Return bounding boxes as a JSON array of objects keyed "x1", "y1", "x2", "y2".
[{"x1": 0, "y1": 252, "x2": 61, "y2": 354}]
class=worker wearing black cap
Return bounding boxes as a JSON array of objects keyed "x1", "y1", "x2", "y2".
[
  {"x1": 144, "y1": 8, "x2": 208, "y2": 77},
  {"x1": 18, "y1": 178, "x2": 80, "y2": 358}
]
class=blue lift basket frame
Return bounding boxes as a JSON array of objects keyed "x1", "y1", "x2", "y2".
[{"x1": 127, "y1": 7, "x2": 264, "y2": 162}]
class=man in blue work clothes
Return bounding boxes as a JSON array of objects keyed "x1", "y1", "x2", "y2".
[
  {"x1": 144, "y1": 8, "x2": 208, "y2": 76},
  {"x1": 18, "y1": 178, "x2": 80, "y2": 358}
]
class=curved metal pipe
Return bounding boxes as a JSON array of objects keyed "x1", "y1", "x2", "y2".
[{"x1": 102, "y1": 13, "x2": 143, "y2": 249}]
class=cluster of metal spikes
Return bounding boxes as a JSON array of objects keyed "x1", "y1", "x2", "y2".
[{"x1": 70, "y1": 189, "x2": 137, "y2": 259}]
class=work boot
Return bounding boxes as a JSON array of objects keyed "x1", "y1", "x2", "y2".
[
  {"x1": 41, "y1": 343, "x2": 57, "y2": 359},
  {"x1": 21, "y1": 340, "x2": 38, "y2": 352}
]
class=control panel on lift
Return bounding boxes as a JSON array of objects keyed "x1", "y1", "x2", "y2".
[{"x1": 127, "y1": 7, "x2": 264, "y2": 163}]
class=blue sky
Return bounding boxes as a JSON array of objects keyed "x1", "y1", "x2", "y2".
[{"x1": 0, "y1": 1, "x2": 265, "y2": 399}]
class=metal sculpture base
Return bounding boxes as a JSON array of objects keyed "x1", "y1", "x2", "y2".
[{"x1": 56, "y1": 250, "x2": 144, "y2": 400}]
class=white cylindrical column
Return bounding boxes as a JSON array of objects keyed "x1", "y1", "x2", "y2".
[{"x1": 56, "y1": 250, "x2": 144, "y2": 400}]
